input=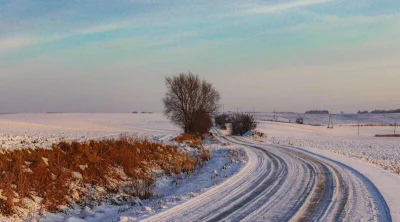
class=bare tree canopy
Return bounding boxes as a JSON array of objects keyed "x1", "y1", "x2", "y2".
[{"x1": 163, "y1": 73, "x2": 220, "y2": 133}]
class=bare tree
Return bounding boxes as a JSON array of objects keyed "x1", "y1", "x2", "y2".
[{"x1": 163, "y1": 73, "x2": 220, "y2": 134}]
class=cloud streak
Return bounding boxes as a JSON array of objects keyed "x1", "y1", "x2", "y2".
[{"x1": 243, "y1": 0, "x2": 333, "y2": 14}]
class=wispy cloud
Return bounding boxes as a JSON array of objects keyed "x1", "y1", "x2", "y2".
[
  {"x1": 298, "y1": 10, "x2": 400, "y2": 24},
  {"x1": 0, "y1": 18, "x2": 143, "y2": 55},
  {"x1": 0, "y1": 37, "x2": 35, "y2": 54},
  {"x1": 244, "y1": 0, "x2": 333, "y2": 14}
]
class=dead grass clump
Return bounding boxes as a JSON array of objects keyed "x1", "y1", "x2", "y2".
[
  {"x1": 175, "y1": 134, "x2": 203, "y2": 146},
  {"x1": 0, "y1": 138, "x2": 205, "y2": 217},
  {"x1": 200, "y1": 148, "x2": 210, "y2": 161}
]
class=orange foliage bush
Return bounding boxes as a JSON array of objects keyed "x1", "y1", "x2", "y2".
[
  {"x1": 0, "y1": 138, "x2": 207, "y2": 217},
  {"x1": 175, "y1": 134, "x2": 203, "y2": 146}
]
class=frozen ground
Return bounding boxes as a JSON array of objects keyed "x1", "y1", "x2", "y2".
[{"x1": 0, "y1": 113, "x2": 180, "y2": 151}]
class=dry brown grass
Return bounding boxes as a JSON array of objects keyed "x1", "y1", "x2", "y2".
[
  {"x1": 375, "y1": 134, "x2": 400, "y2": 137},
  {"x1": 175, "y1": 134, "x2": 203, "y2": 146},
  {"x1": 0, "y1": 138, "x2": 208, "y2": 217}
]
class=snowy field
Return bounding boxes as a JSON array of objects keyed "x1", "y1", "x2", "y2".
[
  {"x1": 254, "y1": 112, "x2": 400, "y2": 125},
  {"x1": 1, "y1": 113, "x2": 400, "y2": 221},
  {"x1": 253, "y1": 119, "x2": 400, "y2": 175},
  {"x1": 0, "y1": 113, "x2": 180, "y2": 151},
  {"x1": 1, "y1": 112, "x2": 399, "y2": 174}
]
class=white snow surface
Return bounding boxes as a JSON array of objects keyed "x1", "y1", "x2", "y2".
[
  {"x1": 143, "y1": 136, "x2": 392, "y2": 221},
  {"x1": 255, "y1": 121, "x2": 400, "y2": 174},
  {"x1": 291, "y1": 145, "x2": 400, "y2": 221},
  {"x1": 255, "y1": 112, "x2": 400, "y2": 125},
  {"x1": 1, "y1": 113, "x2": 399, "y2": 221},
  {"x1": 252, "y1": 120, "x2": 400, "y2": 221},
  {"x1": 0, "y1": 113, "x2": 180, "y2": 151},
  {"x1": 0, "y1": 113, "x2": 248, "y2": 222}
]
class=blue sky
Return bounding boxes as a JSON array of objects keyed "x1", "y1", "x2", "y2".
[{"x1": 0, "y1": 0, "x2": 399, "y2": 113}]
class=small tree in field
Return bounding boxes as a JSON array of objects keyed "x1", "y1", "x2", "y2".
[
  {"x1": 230, "y1": 114, "x2": 257, "y2": 136},
  {"x1": 163, "y1": 73, "x2": 220, "y2": 134}
]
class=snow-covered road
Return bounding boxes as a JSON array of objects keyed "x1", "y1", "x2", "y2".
[{"x1": 143, "y1": 136, "x2": 392, "y2": 222}]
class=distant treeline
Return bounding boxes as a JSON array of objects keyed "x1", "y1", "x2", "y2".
[
  {"x1": 305, "y1": 110, "x2": 329, "y2": 114},
  {"x1": 358, "y1": 109, "x2": 400, "y2": 114}
]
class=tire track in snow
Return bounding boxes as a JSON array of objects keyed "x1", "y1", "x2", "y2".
[
  {"x1": 142, "y1": 135, "x2": 392, "y2": 222},
  {"x1": 236, "y1": 137, "x2": 391, "y2": 221},
  {"x1": 203, "y1": 140, "x2": 287, "y2": 222},
  {"x1": 230, "y1": 137, "x2": 334, "y2": 222},
  {"x1": 142, "y1": 138, "x2": 273, "y2": 222}
]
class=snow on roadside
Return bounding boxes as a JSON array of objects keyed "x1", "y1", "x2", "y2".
[
  {"x1": 0, "y1": 114, "x2": 247, "y2": 221},
  {"x1": 40, "y1": 143, "x2": 247, "y2": 222},
  {"x1": 262, "y1": 136, "x2": 400, "y2": 174},
  {"x1": 253, "y1": 121, "x2": 400, "y2": 175}
]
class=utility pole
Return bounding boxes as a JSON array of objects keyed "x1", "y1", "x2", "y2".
[
  {"x1": 253, "y1": 106, "x2": 255, "y2": 116},
  {"x1": 394, "y1": 121, "x2": 397, "y2": 135},
  {"x1": 358, "y1": 119, "x2": 360, "y2": 135},
  {"x1": 328, "y1": 115, "x2": 334, "y2": 129},
  {"x1": 273, "y1": 109, "x2": 276, "y2": 120}
]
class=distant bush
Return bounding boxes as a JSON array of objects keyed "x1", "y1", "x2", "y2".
[
  {"x1": 296, "y1": 117, "x2": 304, "y2": 124},
  {"x1": 305, "y1": 110, "x2": 329, "y2": 114},
  {"x1": 215, "y1": 114, "x2": 229, "y2": 129},
  {"x1": 0, "y1": 138, "x2": 208, "y2": 218},
  {"x1": 230, "y1": 114, "x2": 257, "y2": 136},
  {"x1": 371, "y1": 109, "x2": 400, "y2": 114}
]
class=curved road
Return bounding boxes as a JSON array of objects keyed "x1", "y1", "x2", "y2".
[{"x1": 143, "y1": 136, "x2": 392, "y2": 222}]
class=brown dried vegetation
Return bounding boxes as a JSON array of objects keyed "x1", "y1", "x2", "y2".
[
  {"x1": 0, "y1": 138, "x2": 208, "y2": 217},
  {"x1": 175, "y1": 134, "x2": 203, "y2": 146}
]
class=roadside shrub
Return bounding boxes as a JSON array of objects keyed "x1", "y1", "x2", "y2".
[
  {"x1": 230, "y1": 114, "x2": 257, "y2": 136},
  {"x1": 215, "y1": 114, "x2": 229, "y2": 130},
  {"x1": 0, "y1": 138, "x2": 206, "y2": 218}
]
